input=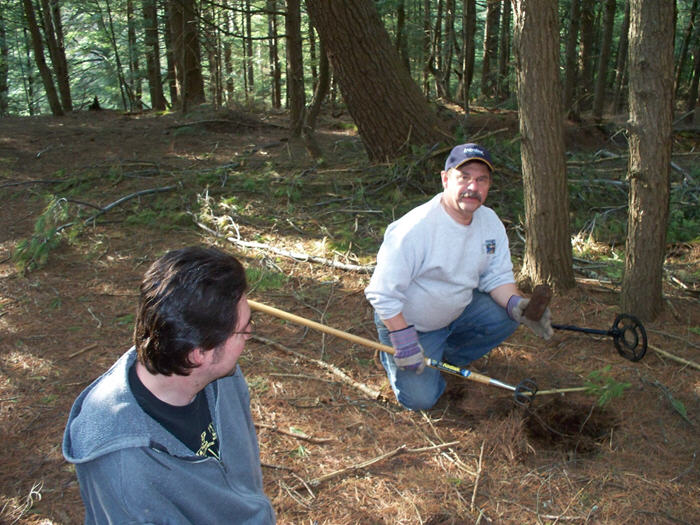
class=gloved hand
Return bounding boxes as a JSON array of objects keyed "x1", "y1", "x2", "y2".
[
  {"x1": 388, "y1": 325, "x2": 426, "y2": 373},
  {"x1": 507, "y1": 295, "x2": 553, "y2": 340}
]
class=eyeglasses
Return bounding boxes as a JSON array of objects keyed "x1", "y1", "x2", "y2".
[{"x1": 231, "y1": 317, "x2": 255, "y2": 338}]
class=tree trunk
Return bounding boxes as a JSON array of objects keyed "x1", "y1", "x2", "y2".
[
  {"x1": 593, "y1": 0, "x2": 616, "y2": 120},
  {"x1": 267, "y1": 0, "x2": 281, "y2": 108},
  {"x1": 396, "y1": 0, "x2": 410, "y2": 73},
  {"x1": 563, "y1": 0, "x2": 581, "y2": 119},
  {"x1": 674, "y1": 0, "x2": 698, "y2": 97},
  {"x1": 22, "y1": 0, "x2": 62, "y2": 115},
  {"x1": 22, "y1": 27, "x2": 36, "y2": 115},
  {"x1": 578, "y1": 0, "x2": 596, "y2": 110},
  {"x1": 621, "y1": 0, "x2": 675, "y2": 320},
  {"x1": 458, "y1": 0, "x2": 476, "y2": 110},
  {"x1": 430, "y1": 0, "x2": 445, "y2": 98},
  {"x1": 497, "y1": 0, "x2": 511, "y2": 101},
  {"x1": 422, "y1": 0, "x2": 431, "y2": 95},
  {"x1": 512, "y1": 0, "x2": 575, "y2": 291},
  {"x1": 0, "y1": 6, "x2": 8, "y2": 116},
  {"x1": 127, "y1": 0, "x2": 142, "y2": 110},
  {"x1": 612, "y1": 0, "x2": 630, "y2": 112},
  {"x1": 481, "y1": 0, "x2": 500, "y2": 99},
  {"x1": 686, "y1": 37, "x2": 700, "y2": 123},
  {"x1": 163, "y1": 0, "x2": 178, "y2": 107},
  {"x1": 305, "y1": 0, "x2": 444, "y2": 161},
  {"x1": 47, "y1": 0, "x2": 71, "y2": 111},
  {"x1": 168, "y1": 0, "x2": 205, "y2": 111},
  {"x1": 286, "y1": 0, "x2": 305, "y2": 137},
  {"x1": 142, "y1": 0, "x2": 166, "y2": 110},
  {"x1": 440, "y1": 0, "x2": 455, "y2": 99},
  {"x1": 245, "y1": 0, "x2": 254, "y2": 95}
]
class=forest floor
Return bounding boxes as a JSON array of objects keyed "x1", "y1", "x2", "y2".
[{"x1": 0, "y1": 106, "x2": 698, "y2": 525}]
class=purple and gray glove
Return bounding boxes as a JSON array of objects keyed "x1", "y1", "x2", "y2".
[
  {"x1": 507, "y1": 295, "x2": 553, "y2": 340},
  {"x1": 388, "y1": 325, "x2": 426, "y2": 373}
]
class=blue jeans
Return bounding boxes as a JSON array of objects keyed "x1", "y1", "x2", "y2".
[{"x1": 375, "y1": 291, "x2": 518, "y2": 411}]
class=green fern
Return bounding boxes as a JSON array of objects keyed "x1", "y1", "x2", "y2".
[{"x1": 584, "y1": 365, "x2": 631, "y2": 406}]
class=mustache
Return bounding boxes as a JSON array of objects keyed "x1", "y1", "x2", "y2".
[{"x1": 459, "y1": 190, "x2": 482, "y2": 202}]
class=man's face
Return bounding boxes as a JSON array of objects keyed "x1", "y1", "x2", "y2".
[
  {"x1": 207, "y1": 295, "x2": 252, "y2": 379},
  {"x1": 440, "y1": 161, "x2": 491, "y2": 224}
]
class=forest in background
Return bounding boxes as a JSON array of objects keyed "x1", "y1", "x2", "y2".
[{"x1": 1, "y1": 0, "x2": 698, "y2": 120}]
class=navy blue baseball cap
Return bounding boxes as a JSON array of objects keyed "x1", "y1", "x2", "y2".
[{"x1": 444, "y1": 143, "x2": 494, "y2": 172}]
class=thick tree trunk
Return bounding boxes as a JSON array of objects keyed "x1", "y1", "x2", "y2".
[
  {"x1": 481, "y1": 0, "x2": 500, "y2": 99},
  {"x1": 168, "y1": 0, "x2": 205, "y2": 110},
  {"x1": 593, "y1": 0, "x2": 617, "y2": 120},
  {"x1": 142, "y1": 0, "x2": 166, "y2": 110},
  {"x1": 46, "y1": 0, "x2": 71, "y2": 111},
  {"x1": 286, "y1": 0, "x2": 305, "y2": 137},
  {"x1": 22, "y1": 0, "x2": 62, "y2": 115},
  {"x1": 621, "y1": 0, "x2": 675, "y2": 320},
  {"x1": 305, "y1": 0, "x2": 444, "y2": 161},
  {"x1": 513, "y1": 0, "x2": 575, "y2": 291}
]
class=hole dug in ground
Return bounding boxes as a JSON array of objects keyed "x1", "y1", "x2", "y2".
[{"x1": 524, "y1": 397, "x2": 618, "y2": 455}]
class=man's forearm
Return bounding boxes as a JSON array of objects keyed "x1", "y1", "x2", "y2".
[
  {"x1": 382, "y1": 312, "x2": 409, "y2": 332},
  {"x1": 489, "y1": 282, "x2": 520, "y2": 309}
]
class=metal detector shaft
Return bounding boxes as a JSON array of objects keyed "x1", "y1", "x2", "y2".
[
  {"x1": 248, "y1": 299, "x2": 534, "y2": 402},
  {"x1": 551, "y1": 324, "x2": 609, "y2": 336}
]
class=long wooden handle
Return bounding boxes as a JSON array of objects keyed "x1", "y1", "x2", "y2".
[
  {"x1": 248, "y1": 299, "x2": 396, "y2": 355},
  {"x1": 248, "y1": 299, "x2": 503, "y2": 388}
]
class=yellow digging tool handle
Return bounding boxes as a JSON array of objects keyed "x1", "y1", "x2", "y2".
[{"x1": 248, "y1": 299, "x2": 502, "y2": 388}]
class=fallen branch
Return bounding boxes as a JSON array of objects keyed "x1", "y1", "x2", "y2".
[
  {"x1": 291, "y1": 441, "x2": 459, "y2": 491},
  {"x1": 195, "y1": 220, "x2": 375, "y2": 273},
  {"x1": 254, "y1": 422, "x2": 335, "y2": 444},
  {"x1": 649, "y1": 344, "x2": 700, "y2": 371},
  {"x1": 470, "y1": 441, "x2": 485, "y2": 512},
  {"x1": 66, "y1": 343, "x2": 98, "y2": 360},
  {"x1": 251, "y1": 334, "x2": 382, "y2": 400}
]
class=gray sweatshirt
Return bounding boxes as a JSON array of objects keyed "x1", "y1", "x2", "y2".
[
  {"x1": 63, "y1": 348, "x2": 275, "y2": 524},
  {"x1": 365, "y1": 193, "x2": 515, "y2": 331}
]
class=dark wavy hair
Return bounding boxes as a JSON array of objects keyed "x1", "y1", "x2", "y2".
[{"x1": 134, "y1": 246, "x2": 247, "y2": 376}]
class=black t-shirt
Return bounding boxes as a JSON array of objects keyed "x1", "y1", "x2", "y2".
[{"x1": 128, "y1": 362, "x2": 220, "y2": 459}]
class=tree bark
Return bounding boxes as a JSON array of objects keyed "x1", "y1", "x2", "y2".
[
  {"x1": 0, "y1": 6, "x2": 8, "y2": 116},
  {"x1": 563, "y1": 0, "x2": 581, "y2": 119},
  {"x1": 396, "y1": 0, "x2": 410, "y2": 73},
  {"x1": 286, "y1": 0, "x2": 305, "y2": 137},
  {"x1": 45, "y1": 0, "x2": 71, "y2": 111},
  {"x1": 267, "y1": 0, "x2": 281, "y2": 108},
  {"x1": 127, "y1": 0, "x2": 142, "y2": 110},
  {"x1": 674, "y1": 0, "x2": 698, "y2": 97},
  {"x1": 621, "y1": 0, "x2": 675, "y2": 320},
  {"x1": 513, "y1": 0, "x2": 575, "y2": 291},
  {"x1": 497, "y1": 0, "x2": 511, "y2": 101},
  {"x1": 142, "y1": 0, "x2": 166, "y2": 110},
  {"x1": 22, "y1": 0, "x2": 63, "y2": 115},
  {"x1": 305, "y1": 0, "x2": 444, "y2": 161},
  {"x1": 168, "y1": 0, "x2": 205, "y2": 111},
  {"x1": 458, "y1": 0, "x2": 477, "y2": 110},
  {"x1": 163, "y1": 0, "x2": 178, "y2": 107},
  {"x1": 578, "y1": 0, "x2": 596, "y2": 109},
  {"x1": 244, "y1": 0, "x2": 254, "y2": 96},
  {"x1": 481, "y1": 0, "x2": 500, "y2": 99},
  {"x1": 593, "y1": 0, "x2": 617, "y2": 120},
  {"x1": 612, "y1": 0, "x2": 630, "y2": 112}
]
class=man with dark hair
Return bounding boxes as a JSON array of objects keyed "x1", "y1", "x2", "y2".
[
  {"x1": 63, "y1": 246, "x2": 275, "y2": 524},
  {"x1": 365, "y1": 143, "x2": 553, "y2": 411}
]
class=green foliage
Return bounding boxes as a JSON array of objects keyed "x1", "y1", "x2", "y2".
[
  {"x1": 246, "y1": 267, "x2": 289, "y2": 292},
  {"x1": 115, "y1": 313, "x2": 135, "y2": 326},
  {"x1": 584, "y1": 365, "x2": 630, "y2": 407},
  {"x1": 13, "y1": 197, "x2": 72, "y2": 274}
]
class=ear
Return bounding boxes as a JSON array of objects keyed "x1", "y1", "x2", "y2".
[
  {"x1": 189, "y1": 347, "x2": 209, "y2": 366},
  {"x1": 440, "y1": 170, "x2": 449, "y2": 188}
]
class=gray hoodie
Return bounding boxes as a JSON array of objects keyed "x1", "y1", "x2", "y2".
[{"x1": 63, "y1": 348, "x2": 275, "y2": 524}]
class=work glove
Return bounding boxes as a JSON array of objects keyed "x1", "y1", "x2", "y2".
[
  {"x1": 388, "y1": 325, "x2": 426, "y2": 374},
  {"x1": 507, "y1": 295, "x2": 553, "y2": 340}
]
